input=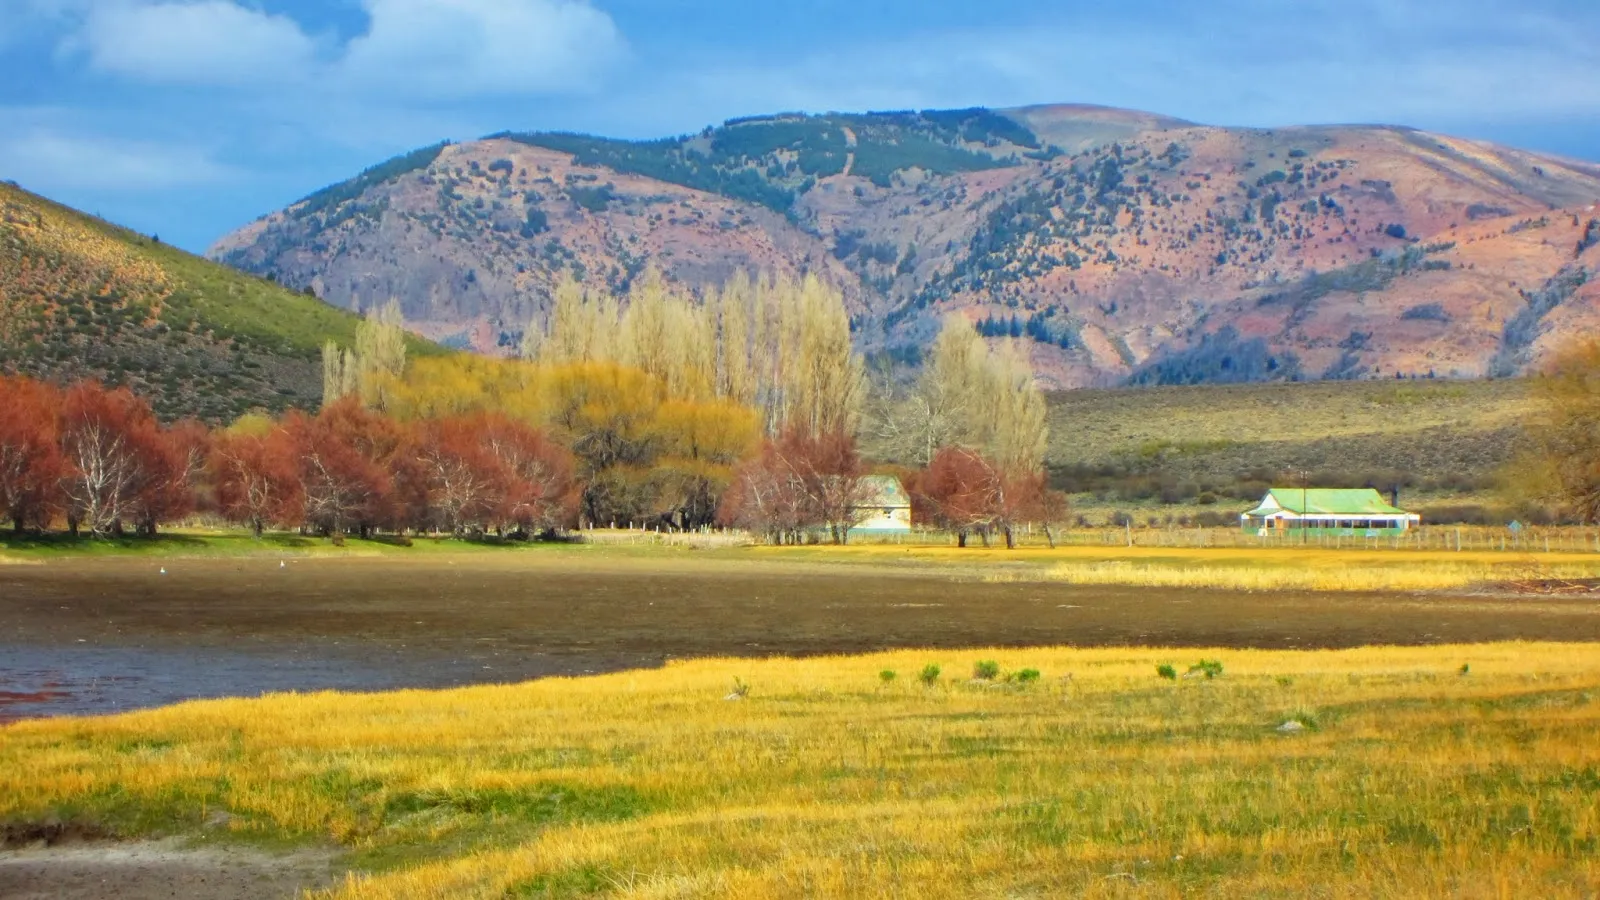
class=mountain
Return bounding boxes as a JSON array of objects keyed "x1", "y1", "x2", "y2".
[
  {"x1": 209, "y1": 105, "x2": 1600, "y2": 385},
  {"x1": 0, "y1": 181, "x2": 438, "y2": 421}
]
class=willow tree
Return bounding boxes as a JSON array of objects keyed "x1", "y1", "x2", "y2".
[{"x1": 1516, "y1": 339, "x2": 1600, "y2": 522}]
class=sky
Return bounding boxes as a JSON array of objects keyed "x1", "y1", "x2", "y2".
[{"x1": 3, "y1": 0, "x2": 1598, "y2": 252}]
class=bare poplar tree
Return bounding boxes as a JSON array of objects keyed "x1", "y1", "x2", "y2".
[
  {"x1": 353, "y1": 300, "x2": 408, "y2": 410},
  {"x1": 322, "y1": 340, "x2": 348, "y2": 405}
]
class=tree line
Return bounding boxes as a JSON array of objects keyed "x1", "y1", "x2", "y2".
[{"x1": 2, "y1": 272, "x2": 1060, "y2": 545}]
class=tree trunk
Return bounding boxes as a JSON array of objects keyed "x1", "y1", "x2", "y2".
[
  {"x1": 68, "y1": 515, "x2": 80, "y2": 538},
  {"x1": 1042, "y1": 523, "x2": 1056, "y2": 549},
  {"x1": 979, "y1": 527, "x2": 990, "y2": 548},
  {"x1": 251, "y1": 517, "x2": 264, "y2": 539},
  {"x1": 957, "y1": 530, "x2": 968, "y2": 548},
  {"x1": 1004, "y1": 526, "x2": 1015, "y2": 550},
  {"x1": 12, "y1": 515, "x2": 24, "y2": 535}
]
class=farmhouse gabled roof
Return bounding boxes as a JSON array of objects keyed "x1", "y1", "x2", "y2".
[
  {"x1": 858, "y1": 475, "x2": 908, "y2": 506},
  {"x1": 1247, "y1": 488, "x2": 1410, "y2": 517}
]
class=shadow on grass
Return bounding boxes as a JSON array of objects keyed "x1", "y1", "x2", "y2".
[
  {"x1": 0, "y1": 532, "x2": 212, "y2": 555},
  {"x1": 0, "y1": 529, "x2": 583, "y2": 558}
]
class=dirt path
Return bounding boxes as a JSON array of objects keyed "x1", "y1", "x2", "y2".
[
  {"x1": 840, "y1": 126, "x2": 857, "y2": 177},
  {"x1": 0, "y1": 839, "x2": 343, "y2": 900}
]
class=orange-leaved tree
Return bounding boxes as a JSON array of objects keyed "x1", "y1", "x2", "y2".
[{"x1": 0, "y1": 374, "x2": 65, "y2": 533}]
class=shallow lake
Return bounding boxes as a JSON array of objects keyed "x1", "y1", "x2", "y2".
[{"x1": 5, "y1": 551, "x2": 1598, "y2": 720}]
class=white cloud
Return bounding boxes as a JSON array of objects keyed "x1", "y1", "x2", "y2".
[
  {"x1": 340, "y1": 0, "x2": 625, "y2": 98},
  {"x1": 49, "y1": 0, "x2": 623, "y2": 98},
  {"x1": 77, "y1": 1, "x2": 317, "y2": 86},
  {"x1": 0, "y1": 124, "x2": 236, "y2": 191}
]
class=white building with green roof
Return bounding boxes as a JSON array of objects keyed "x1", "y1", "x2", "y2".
[
  {"x1": 848, "y1": 475, "x2": 912, "y2": 537},
  {"x1": 1241, "y1": 488, "x2": 1420, "y2": 536}
]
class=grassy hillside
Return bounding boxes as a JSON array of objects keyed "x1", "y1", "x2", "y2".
[
  {"x1": 4, "y1": 641, "x2": 1597, "y2": 897},
  {"x1": 0, "y1": 181, "x2": 438, "y2": 421},
  {"x1": 1046, "y1": 379, "x2": 1534, "y2": 519}
]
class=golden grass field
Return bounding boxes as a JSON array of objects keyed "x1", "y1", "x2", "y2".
[
  {"x1": 760, "y1": 543, "x2": 1600, "y2": 592},
  {"x1": 4, "y1": 641, "x2": 1599, "y2": 898}
]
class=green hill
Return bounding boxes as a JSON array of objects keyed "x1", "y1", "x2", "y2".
[
  {"x1": 0, "y1": 181, "x2": 438, "y2": 421},
  {"x1": 1045, "y1": 379, "x2": 1535, "y2": 521}
]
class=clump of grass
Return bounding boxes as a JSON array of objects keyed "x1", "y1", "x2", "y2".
[
  {"x1": 1156, "y1": 664, "x2": 1178, "y2": 681},
  {"x1": 1459, "y1": 663, "x2": 1471, "y2": 676},
  {"x1": 918, "y1": 663, "x2": 941, "y2": 686},
  {"x1": 1276, "y1": 675, "x2": 1295, "y2": 687},
  {"x1": 724, "y1": 677, "x2": 750, "y2": 700},
  {"x1": 1008, "y1": 668, "x2": 1041, "y2": 684},
  {"x1": 878, "y1": 669, "x2": 896, "y2": 684},
  {"x1": 973, "y1": 660, "x2": 1001, "y2": 681},
  {"x1": 1283, "y1": 710, "x2": 1320, "y2": 730},
  {"x1": 1188, "y1": 659, "x2": 1224, "y2": 679}
]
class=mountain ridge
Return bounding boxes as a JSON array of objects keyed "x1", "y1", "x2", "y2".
[{"x1": 208, "y1": 104, "x2": 1600, "y2": 385}]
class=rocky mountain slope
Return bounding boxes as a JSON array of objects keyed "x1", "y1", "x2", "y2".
[
  {"x1": 210, "y1": 105, "x2": 1600, "y2": 385},
  {"x1": 0, "y1": 181, "x2": 437, "y2": 421}
]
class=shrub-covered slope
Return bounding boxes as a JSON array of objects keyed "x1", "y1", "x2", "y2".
[{"x1": 0, "y1": 181, "x2": 435, "y2": 421}]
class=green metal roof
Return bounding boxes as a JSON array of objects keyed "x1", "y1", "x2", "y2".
[{"x1": 1248, "y1": 488, "x2": 1410, "y2": 516}]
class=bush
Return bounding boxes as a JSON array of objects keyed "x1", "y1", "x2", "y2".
[
  {"x1": 1009, "y1": 668, "x2": 1041, "y2": 684},
  {"x1": 1189, "y1": 659, "x2": 1224, "y2": 679},
  {"x1": 918, "y1": 664, "x2": 941, "y2": 686},
  {"x1": 1156, "y1": 664, "x2": 1177, "y2": 681},
  {"x1": 973, "y1": 660, "x2": 1001, "y2": 681},
  {"x1": 879, "y1": 669, "x2": 896, "y2": 684}
]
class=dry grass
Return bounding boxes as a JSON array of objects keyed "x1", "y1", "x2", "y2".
[
  {"x1": 763, "y1": 543, "x2": 1600, "y2": 592},
  {"x1": 3, "y1": 643, "x2": 1599, "y2": 897}
]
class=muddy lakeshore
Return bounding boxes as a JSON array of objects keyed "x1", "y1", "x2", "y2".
[{"x1": 5, "y1": 549, "x2": 1600, "y2": 721}]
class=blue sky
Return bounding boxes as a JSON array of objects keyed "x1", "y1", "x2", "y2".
[{"x1": 3, "y1": 0, "x2": 1598, "y2": 252}]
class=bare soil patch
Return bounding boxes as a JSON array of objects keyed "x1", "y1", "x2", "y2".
[{"x1": 0, "y1": 839, "x2": 341, "y2": 900}]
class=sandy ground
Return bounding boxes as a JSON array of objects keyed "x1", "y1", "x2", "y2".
[{"x1": 0, "y1": 839, "x2": 344, "y2": 899}]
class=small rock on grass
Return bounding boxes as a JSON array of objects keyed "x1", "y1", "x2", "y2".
[{"x1": 1276, "y1": 720, "x2": 1307, "y2": 734}]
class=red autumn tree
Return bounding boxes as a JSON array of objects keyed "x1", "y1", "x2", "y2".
[
  {"x1": 0, "y1": 374, "x2": 65, "y2": 533},
  {"x1": 718, "y1": 440, "x2": 811, "y2": 544},
  {"x1": 57, "y1": 381, "x2": 165, "y2": 536},
  {"x1": 718, "y1": 428, "x2": 869, "y2": 544},
  {"x1": 479, "y1": 414, "x2": 577, "y2": 535},
  {"x1": 400, "y1": 415, "x2": 506, "y2": 536},
  {"x1": 786, "y1": 429, "x2": 872, "y2": 545},
  {"x1": 919, "y1": 446, "x2": 1061, "y2": 549},
  {"x1": 127, "y1": 419, "x2": 210, "y2": 536},
  {"x1": 210, "y1": 425, "x2": 301, "y2": 537},
  {"x1": 283, "y1": 399, "x2": 398, "y2": 539},
  {"x1": 919, "y1": 446, "x2": 998, "y2": 547}
]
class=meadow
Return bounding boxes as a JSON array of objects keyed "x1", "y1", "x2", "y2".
[
  {"x1": 3, "y1": 642, "x2": 1598, "y2": 898},
  {"x1": 1044, "y1": 379, "x2": 1535, "y2": 522}
]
